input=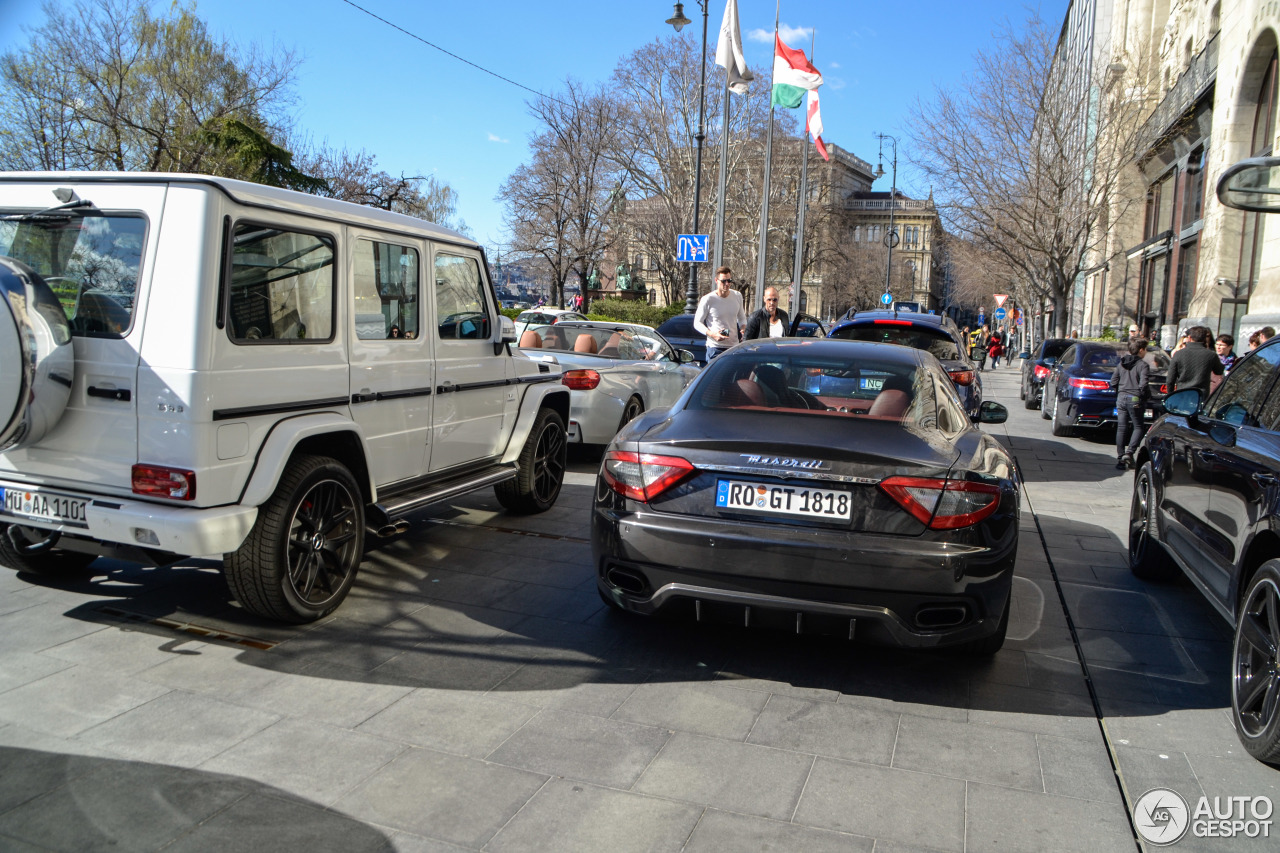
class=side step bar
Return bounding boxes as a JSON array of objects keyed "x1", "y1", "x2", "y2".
[{"x1": 367, "y1": 465, "x2": 517, "y2": 534}]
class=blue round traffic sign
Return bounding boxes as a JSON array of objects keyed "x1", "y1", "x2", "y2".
[
  {"x1": 994, "y1": 308, "x2": 1007, "y2": 321},
  {"x1": 881, "y1": 292, "x2": 893, "y2": 305}
]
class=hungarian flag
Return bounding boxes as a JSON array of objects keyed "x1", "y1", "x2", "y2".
[
  {"x1": 770, "y1": 34, "x2": 822, "y2": 109},
  {"x1": 806, "y1": 88, "x2": 829, "y2": 161}
]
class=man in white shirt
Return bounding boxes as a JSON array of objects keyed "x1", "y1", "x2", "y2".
[{"x1": 694, "y1": 266, "x2": 747, "y2": 360}]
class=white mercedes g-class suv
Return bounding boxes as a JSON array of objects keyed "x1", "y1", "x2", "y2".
[{"x1": 0, "y1": 173, "x2": 569, "y2": 623}]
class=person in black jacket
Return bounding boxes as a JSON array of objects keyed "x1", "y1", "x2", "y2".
[
  {"x1": 1166, "y1": 325, "x2": 1223, "y2": 401},
  {"x1": 1112, "y1": 338, "x2": 1151, "y2": 469},
  {"x1": 744, "y1": 286, "x2": 791, "y2": 340}
]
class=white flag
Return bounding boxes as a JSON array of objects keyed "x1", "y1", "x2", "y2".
[{"x1": 715, "y1": 0, "x2": 753, "y2": 95}]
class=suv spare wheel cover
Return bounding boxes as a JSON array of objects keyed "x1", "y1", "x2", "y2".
[{"x1": 0, "y1": 257, "x2": 74, "y2": 451}]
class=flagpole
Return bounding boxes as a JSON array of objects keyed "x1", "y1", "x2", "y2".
[
  {"x1": 712, "y1": 74, "x2": 731, "y2": 273},
  {"x1": 753, "y1": 3, "x2": 781, "y2": 312},
  {"x1": 791, "y1": 31, "x2": 815, "y2": 321}
]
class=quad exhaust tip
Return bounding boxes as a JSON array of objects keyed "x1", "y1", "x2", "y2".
[{"x1": 371, "y1": 520, "x2": 412, "y2": 539}]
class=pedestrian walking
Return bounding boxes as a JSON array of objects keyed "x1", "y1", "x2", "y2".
[
  {"x1": 987, "y1": 329, "x2": 1005, "y2": 369},
  {"x1": 744, "y1": 286, "x2": 791, "y2": 339},
  {"x1": 1166, "y1": 325, "x2": 1223, "y2": 401},
  {"x1": 973, "y1": 325, "x2": 990, "y2": 370},
  {"x1": 693, "y1": 266, "x2": 747, "y2": 361},
  {"x1": 1112, "y1": 337, "x2": 1151, "y2": 470}
]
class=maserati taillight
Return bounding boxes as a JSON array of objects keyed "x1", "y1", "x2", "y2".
[
  {"x1": 601, "y1": 451, "x2": 695, "y2": 502},
  {"x1": 879, "y1": 476, "x2": 1001, "y2": 529}
]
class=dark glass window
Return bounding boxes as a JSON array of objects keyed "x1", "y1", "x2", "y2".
[
  {"x1": 1181, "y1": 148, "x2": 1206, "y2": 228},
  {"x1": 227, "y1": 223, "x2": 335, "y2": 343},
  {"x1": 1214, "y1": 346, "x2": 1280, "y2": 426},
  {"x1": 1173, "y1": 240, "x2": 1199, "y2": 320}
]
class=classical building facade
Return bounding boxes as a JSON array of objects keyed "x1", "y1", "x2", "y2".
[{"x1": 1069, "y1": 0, "x2": 1278, "y2": 347}]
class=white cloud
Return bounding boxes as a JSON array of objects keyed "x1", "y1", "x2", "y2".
[
  {"x1": 747, "y1": 23, "x2": 812, "y2": 45},
  {"x1": 826, "y1": 77, "x2": 846, "y2": 90},
  {"x1": 487, "y1": 132, "x2": 510, "y2": 144},
  {"x1": 828, "y1": 61, "x2": 841, "y2": 69}
]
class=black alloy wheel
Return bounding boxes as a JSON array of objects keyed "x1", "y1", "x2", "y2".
[
  {"x1": 285, "y1": 476, "x2": 362, "y2": 609},
  {"x1": 496, "y1": 407, "x2": 567, "y2": 514},
  {"x1": 1040, "y1": 384, "x2": 1052, "y2": 420},
  {"x1": 1050, "y1": 394, "x2": 1073, "y2": 437},
  {"x1": 620, "y1": 396, "x2": 644, "y2": 431},
  {"x1": 1128, "y1": 462, "x2": 1176, "y2": 580},
  {"x1": 1232, "y1": 561, "x2": 1280, "y2": 763}
]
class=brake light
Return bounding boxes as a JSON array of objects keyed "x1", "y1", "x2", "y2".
[
  {"x1": 879, "y1": 476, "x2": 1001, "y2": 529},
  {"x1": 1033, "y1": 365, "x2": 1050, "y2": 379},
  {"x1": 132, "y1": 464, "x2": 196, "y2": 500},
  {"x1": 947, "y1": 369, "x2": 975, "y2": 386},
  {"x1": 872, "y1": 319, "x2": 913, "y2": 326},
  {"x1": 602, "y1": 450, "x2": 695, "y2": 502},
  {"x1": 1068, "y1": 377, "x2": 1111, "y2": 390},
  {"x1": 1160, "y1": 384, "x2": 1168, "y2": 394},
  {"x1": 563, "y1": 369, "x2": 601, "y2": 390}
]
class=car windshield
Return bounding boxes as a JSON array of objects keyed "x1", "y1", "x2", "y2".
[
  {"x1": 830, "y1": 322, "x2": 961, "y2": 361},
  {"x1": 691, "y1": 350, "x2": 947, "y2": 429},
  {"x1": 0, "y1": 211, "x2": 146, "y2": 336}
]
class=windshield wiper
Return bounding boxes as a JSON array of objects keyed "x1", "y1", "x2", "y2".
[{"x1": 1, "y1": 199, "x2": 96, "y2": 222}]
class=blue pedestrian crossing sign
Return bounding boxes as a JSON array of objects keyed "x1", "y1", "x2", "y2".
[
  {"x1": 677, "y1": 234, "x2": 709, "y2": 263},
  {"x1": 880, "y1": 292, "x2": 893, "y2": 306},
  {"x1": 994, "y1": 307, "x2": 1007, "y2": 321}
]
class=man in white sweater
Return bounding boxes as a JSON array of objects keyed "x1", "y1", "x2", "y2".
[{"x1": 693, "y1": 266, "x2": 747, "y2": 360}]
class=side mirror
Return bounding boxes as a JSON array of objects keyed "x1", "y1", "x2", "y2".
[
  {"x1": 976, "y1": 400, "x2": 1008, "y2": 424},
  {"x1": 497, "y1": 315, "x2": 517, "y2": 354},
  {"x1": 1163, "y1": 388, "x2": 1201, "y2": 417},
  {"x1": 677, "y1": 349, "x2": 697, "y2": 364}
]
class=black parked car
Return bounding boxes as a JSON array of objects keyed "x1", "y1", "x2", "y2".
[
  {"x1": 1128, "y1": 339, "x2": 1280, "y2": 762},
  {"x1": 827, "y1": 311, "x2": 983, "y2": 419},
  {"x1": 1019, "y1": 338, "x2": 1073, "y2": 409},
  {"x1": 592, "y1": 338, "x2": 1019, "y2": 655},
  {"x1": 656, "y1": 312, "x2": 829, "y2": 366}
]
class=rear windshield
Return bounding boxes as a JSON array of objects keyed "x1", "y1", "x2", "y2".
[
  {"x1": 1083, "y1": 348, "x2": 1124, "y2": 368},
  {"x1": 1042, "y1": 340, "x2": 1072, "y2": 359},
  {"x1": 657, "y1": 315, "x2": 696, "y2": 335},
  {"x1": 691, "y1": 350, "x2": 953, "y2": 430},
  {"x1": 1, "y1": 212, "x2": 146, "y2": 336},
  {"x1": 830, "y1": 322, "x2": 961, "y2": 361}
]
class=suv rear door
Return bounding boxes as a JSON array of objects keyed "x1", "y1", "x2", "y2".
[{"x1": 0, "y1": 181, "x2": 163, "y2": 494}]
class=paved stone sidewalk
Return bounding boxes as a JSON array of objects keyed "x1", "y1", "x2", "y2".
[{"x1": 0, "y1": 361, "x2": 1272, "y2": 851}]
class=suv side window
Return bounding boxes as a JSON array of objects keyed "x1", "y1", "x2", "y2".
[
  {"x1": 1058, "y1": 345, "x2": 1078, "y2": 366},
  {"x1": 1233, "y1": 349, "x2": 1280, "y2": 428},
  {"x1": 227, "y1": 223, "x2": 335, "y2": 343},
  {"x1": 354, "y1": 239, "x2": 419, "y2": 340},
  {"x1": 434, "y1": 254, "x2": 491, "y2": 340}
]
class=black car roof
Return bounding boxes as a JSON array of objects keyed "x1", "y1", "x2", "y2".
[{"x1": 729, "y1": 337, "x2": 924, "y2": 365}]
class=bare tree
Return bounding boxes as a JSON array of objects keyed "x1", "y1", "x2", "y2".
[
  {"x1": 294, "y1": 143, "x2": 469, "y2": 233},
  {"x1": 0, "y1": 0, "x2": 298, "y2": 176},
  {"x1": 497, "y1": 149, "x2": 576, "y2": 308},
  {"x1": 908, "y1": 12, "x2": 1149, "y2": 336}
]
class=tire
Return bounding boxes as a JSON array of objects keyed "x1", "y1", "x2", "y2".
[
  {"x1": 1231, "y1": 561, "x2": 1280, "y2": 763},
  {"x1": 1051, "y1": 395, "x2": 1074, "y2": 437},
  {"x1": 618, "y1": 396, "x2": 644, "y2": 432},
  {"x1": 1040, "y1": 386, "x2": 1052, "y2": 420},
  {"x1": 1024, "y1": 381, "x2": 1039, "y2": 410},
  {"x1": 224, "y1": 455, "x2": 364, "y2": 624},
  {"x1": 947, "y1": 594, "x2": 1009, "y2": 656},
  {"x1": 495, "y1": 407, "x2": 566, "y2": 514},
  {"x1": 1128, "y1": 462, "x2": 1177, "y2": 581},
  {"x1": 1019, "y1": 379, "x2": 1026, "y2": 400},
  {"x1": 0, "y1": 524, "x2": 97, "y2": 576},
  {"x1": 0, "y1": 258, "x2": 75, "y2": 451}
]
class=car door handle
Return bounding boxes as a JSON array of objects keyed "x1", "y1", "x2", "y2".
[
  {"x1": 87, "y1": 386, "x2": 132, "y2": 402},
  {"x1": 1253, "y1": 472, "x2": 1278, "y2": 486},
  {"x1": 1197, "y1": 449, "x2": 1219, "y2": 461}
]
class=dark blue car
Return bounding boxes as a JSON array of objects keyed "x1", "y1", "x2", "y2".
[{"x1": 1041, "y1": 342, "x2": 1172, "y2": 437}]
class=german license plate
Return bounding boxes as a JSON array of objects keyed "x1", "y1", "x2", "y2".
[
  {"x1": 715, "y1": 479, "x2": 851, "y2": 520},
  {"x1": 0, "y1": 486, "x2": 88, "y2": 527}
]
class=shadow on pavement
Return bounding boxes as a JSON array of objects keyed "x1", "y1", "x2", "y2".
[{"x1": 0, "y1": 746, "x2": 392, "y2": 851}]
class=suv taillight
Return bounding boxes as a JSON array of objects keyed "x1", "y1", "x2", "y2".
[
  {"x1": 947, "y1": 369, "x2": 975, "y2": 386},
  {"x1": 602, "y1": 451, "x2": 695, "y2": 502},
  {"x1": 563, "y1": 369, "x2": 601, "y2": 390},
  {"x1": 1033, "y1": 365, "x2": 1050, "y2": 379},
  {"x1": 879, "y1": 476, "x2": 1001, "y2": 529},
  {"x1": 132, "y1": 464, "x2": 196, "y2": 500}
]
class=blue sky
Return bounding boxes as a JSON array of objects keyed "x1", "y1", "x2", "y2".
[{"x1": 1, "y1": 0, "x2": 1066, "y2": 251}]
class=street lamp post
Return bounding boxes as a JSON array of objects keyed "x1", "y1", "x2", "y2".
[
  {"x1": 873, "y1": 133, "x2": 899, "y2": 296},
  {"x1": 666, "y1": 2, "x2": 709, "y2": 314}
]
